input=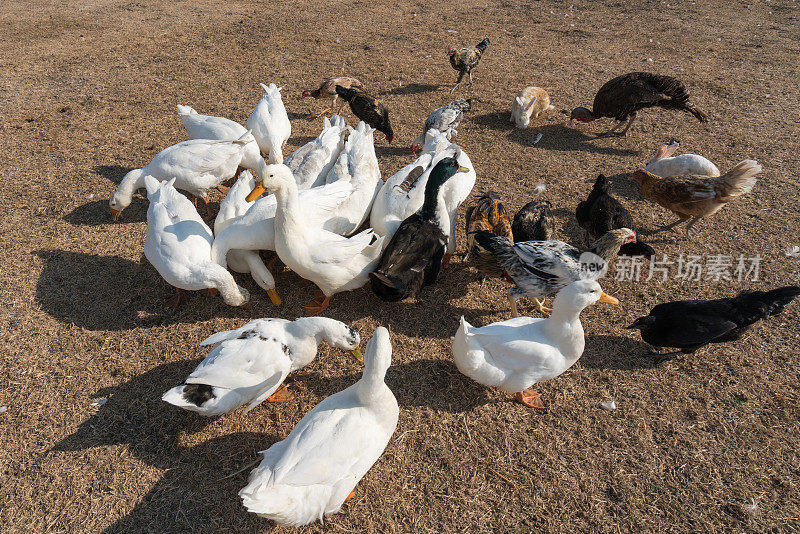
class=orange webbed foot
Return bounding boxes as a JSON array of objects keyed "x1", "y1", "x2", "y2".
[
  {"x1": 304, "y1": 291, "x2": 331, "y2": 316},
  {"x1": 266, "y1": 384, "x2": 293, "y2": 403},
  {"x1": 515, "y1": 389, "x2": 546, "y2": 409}
]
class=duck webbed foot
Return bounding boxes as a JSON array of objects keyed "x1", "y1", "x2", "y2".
[
  {"x1": 304, "y1": 290, "x2": 332, "y2": 316},
  {"x1": 515, "y1": 389, "x2": 546, "y2": 409}
]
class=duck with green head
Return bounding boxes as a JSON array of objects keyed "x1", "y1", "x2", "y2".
[{"x1": 370, "y1": 154, "x2": 470, "y2": 302}]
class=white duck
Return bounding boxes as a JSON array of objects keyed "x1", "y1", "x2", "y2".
[
  {"x1": 210, "y1": 123, "x2": 381, "y2": 300},
  {"x1": 644, "y1": 140, "x2": 720, "y2": 178},
  {"x1": 247, "y1": 83, "x2": 291, "y2": 163},
  {"x1": 510, "y1": 86, "x2": 555, "y2": 129},
  {"x1": 177, "y1": 104, "x2": 263, "y2": 183},
  {"x1": 259, "y1": 163, "x2": 385, "y2": 314},
  {"x1": 109, "y1": 132, "x2": 259, "y2": 220},
  {"x1": 370, "y1": 129, "x2": 475, "y2": 264},
  {"x1": 320, "y1": 121, "x2": 383, "y2": 230},
  {"x1": 239, "y1": 326, "x2": 398, "y2": 527},
  {"x1": 162, "y1": 317, "x2": 362, "y2": 416},
  {"x1": 284, "y1": 114, "x2": 348, "y2": 189},
  {"x1": 142, "y1": 176, "x2": 249, "y2": 307},
  {"x1": 452, "y1": 279, "x2": 618, "y2": 408},
  {"x1": 213, "y1": 171, "x2": 281, "y2": 305}
]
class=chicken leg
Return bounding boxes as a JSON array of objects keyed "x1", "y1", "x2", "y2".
[
  {"x1": 656, "y1": 217, "x2": 690, "y2": 233},
  {"x1": 450, "y1": 71, "x2": 466, "y2": 94}
]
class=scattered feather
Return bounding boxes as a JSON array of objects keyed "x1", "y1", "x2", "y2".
[
  {"x1": 533, "y1": 133, "x2": 543, "y2": 145},
  {"x1": 0, "y1": 406, "x2": 7, "y2": 414},
  {"x1": 90, "y1": 397, "x2": 108, "y2": 407},
  {"x1": 786, "y1": 245, "x2": 800, "y2": 257},
  {"x1": 601, "y1": 400, "x2": 617, "y2": 410}
]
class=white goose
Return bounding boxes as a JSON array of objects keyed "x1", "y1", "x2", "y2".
[
  {"x1": 239, "y1": 326, "x2": 398, "y2": 527},
  {"x1": 213, "y1": 171, "x2": 281, "y2": 305},
  {"x1": 247, "y1": 83, "x2": 291, "y2": 163},
  {"x1": 142, "y1": 176, "x2": 249, "y2": 307},
  {"x1": 370, "y1": 129, "x2": 475, "y2": 264},
  {"x1": 109, "y1": 132, "x2": 259, "y2": 220},
  {"x1": 644, "y1": 140, "x2": 720, "y2": 178},
  {"x1": 452, "y1": 279, "x2": 618, "y2": 408},
  {"x1": 162, "y1": 317, "x2": 362, "y2": 416},
  {"x1": 259, "y1": 163, "x2": 385, "y2": 314}
]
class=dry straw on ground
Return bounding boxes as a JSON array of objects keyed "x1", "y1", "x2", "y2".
[{"x1": 1, "y1": 0, "x2": 799, "y2": 532}]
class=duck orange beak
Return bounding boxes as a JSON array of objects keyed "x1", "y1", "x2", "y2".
[
  {"x1": 351, "y1": 347, "x2": 363, "y2": 362},
  {"x1": 266, "y1": 288, "x2": 282, "y2": 306},
  {"x1": 246, "y1": 182, "x2": 266, "y2": 202},
  {"x1": 598, "y1": 292, "x2": 619, "y2": 305},
  {"x1": 110, "y1": 208, "x2": 122, "y2": 221}
]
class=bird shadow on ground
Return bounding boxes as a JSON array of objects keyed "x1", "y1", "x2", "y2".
[
  {"x1": 94, "y1": 164, "x2": 130, "y2": 185},
  {"x1": 471, "y1": 111, "x2": 513, "y2": 130},
  {"x1": 64, "y1": 197, "x2": 148, "y2": 226},
  {"x1": 512, "y1": 124, "x2": 642, "y2": 157},
  {"x1": 550, "y1": 207, "x2": 588, "y2": 246},
  {"x1": 375, "y1": 145, "x2": 414, "y2": 157},
  {"x1": 50, "y1": 361, "x2": 275, "y2": 533},
  {"x1": 287, "y1": 135, "x2": 316, "y2": 146},
  {"x1": 580, "y1": 334, "x2": 660, "y2": 370},
  {"x1": 287, "y1": 111, "x2": 316, "y2": 121},
  {"x1": 298, "y1": 358, "x2": 492, "y2": 414},
  {"x1": 33, "y1": 250, "x2": 253, "y2": 331},
  {"x1": 379, "y1": 83, "x2": 440, "y2": 96}
]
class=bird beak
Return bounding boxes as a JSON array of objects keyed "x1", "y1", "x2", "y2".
[
  {"x1": 110, "y1": 208, "x2": 121, "y2": 221},
  {"x1": 351, "y1": 348, "x2": 364, "y2": 362},
  {"x1": 598, "y1": 292, "x2": 619, "y2": 305},
  {"x1": 457, "y1": 165, "x2": 470, "y2": 173},
  {"x1": 266, "y1": 288, "x2": 282, "y2": 306},
  {"x1": 246, "y1": 182, "x2": 266, "y2": 202}
]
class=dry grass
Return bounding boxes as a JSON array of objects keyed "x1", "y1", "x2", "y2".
[{"x1": 1, "y1": 0, "x2": 800, "y2": 532}]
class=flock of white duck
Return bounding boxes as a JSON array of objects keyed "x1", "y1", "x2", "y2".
[{"x1": 108, "y1": 82, "x2": 726, "y2": 526}]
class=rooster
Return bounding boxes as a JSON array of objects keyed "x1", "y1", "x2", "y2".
[
  {"x1": 630, "y1": 160, "x2": 761, "y2": 237},
  {"x1": 464, "y1": 191, "x2": 514, "y2": 278},
  {"x1": 447, "y1": 38, "x2": 490, "y2": 94},
  {"x1": 570, "y1": 72, "x2": 707, "y2": 137},
  {"x1": 335, "y1": 86, "x2": 394, "y2": 142},
  {"x1": 302, "y1": 76, "x2": 364, "y2": 118}
]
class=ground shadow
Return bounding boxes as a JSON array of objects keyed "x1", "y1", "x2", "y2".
[
  {"x1": 471, "y1": 111, "x2": 513, "y2": 130},
  {"x1": 50, "y1": 361, "x2": 274, "y2": 532},
  {"x1": 512, "y1": 124, "x2": 642, "y2": 157},
  {"x1": 298, "y1": 358, "x2": 492, "y2": 415},
  {"x1": 64, "y1": 197, "x2": 148, "y2": 226},
  {"x1": 287, "y1": 111, "x2": 315, "y2": 121},
  {"x1": 33, "y1": 250, "x2": 252, "y2": 331},
  {"x1": 287, "y1": 135, "x2": 316, "y2": 146},
  {"x1": 94, "y1": 165, "x2": 131, "y2": 185},
  {"x1": 375, "y1": 145, "x2": 414, "y2": 157},
  {"x1": 379, "y1": 83, "x2": 439, "y2": 96},
  {"x1": 581, "y1": 334, "x2": 659, "y2": 370}
]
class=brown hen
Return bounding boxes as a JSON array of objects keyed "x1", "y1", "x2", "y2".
[
  {"x1": 465, "y1": 191, "x2": 514, "y2": 278},
  {"x1": 630, "y1": 160, "x2": 761, "y2": 237},
  {"x1": 302, "y1": 76, "x2": 364, "y2": 118}
]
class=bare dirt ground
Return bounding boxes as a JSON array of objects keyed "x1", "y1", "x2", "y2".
[{"x1": 1, "y1": 0, "x2": 799, "y2": 532}]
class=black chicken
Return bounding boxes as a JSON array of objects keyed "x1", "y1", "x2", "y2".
[
  {"x1": 370, "y1": 156, "x2": 470, "y2": 301},
  {"x1": 628, "y1": 286, "x2": 800, "y2": 357},
  {"x1": 447, "y1": 38, "x2": 490, "y2": 94},
  {"x1": 575, "y1": 174, "x2": 654, "y2": 257},
  {"x1": 335, "y1": 85, "x2": 394, "y2": 142},
  {"x1": 570, "y1": 72, "x2": 707, "y2": 137}
]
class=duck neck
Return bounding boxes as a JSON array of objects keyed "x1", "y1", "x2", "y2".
[
  {"x1": 204, "y1": 264, "x2": 246, "y2": 306},
  {"x1": 266, "y1": 140, "x2": 284, "y2": 164},
  {"x1": 117, "y1": 169, "x2": 146, "y2": 203},
  {"x1": 543, "y1": 294, "x2": 585, "y2": 341},
  {"x1": 356, "y1": 356, "x2": 389, "y2": 403},
  {"x1": 271, "y1": 174, "x2": 303, "y2": 235},
  {"x1": 418, "y1": 176, "x2": 448, "y2": 222}
]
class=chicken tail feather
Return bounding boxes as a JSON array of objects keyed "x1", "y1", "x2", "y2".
[{"x1": 719, "y1": 159, "x2": 761, "y2": 199}]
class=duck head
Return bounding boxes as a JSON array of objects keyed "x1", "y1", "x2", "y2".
[
  {"x1": 555, "y1": 279, "x2": 619, "y2": 313},
  {"x1": 245, "y1": 163, "x2": 294, "y2": 202}
]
